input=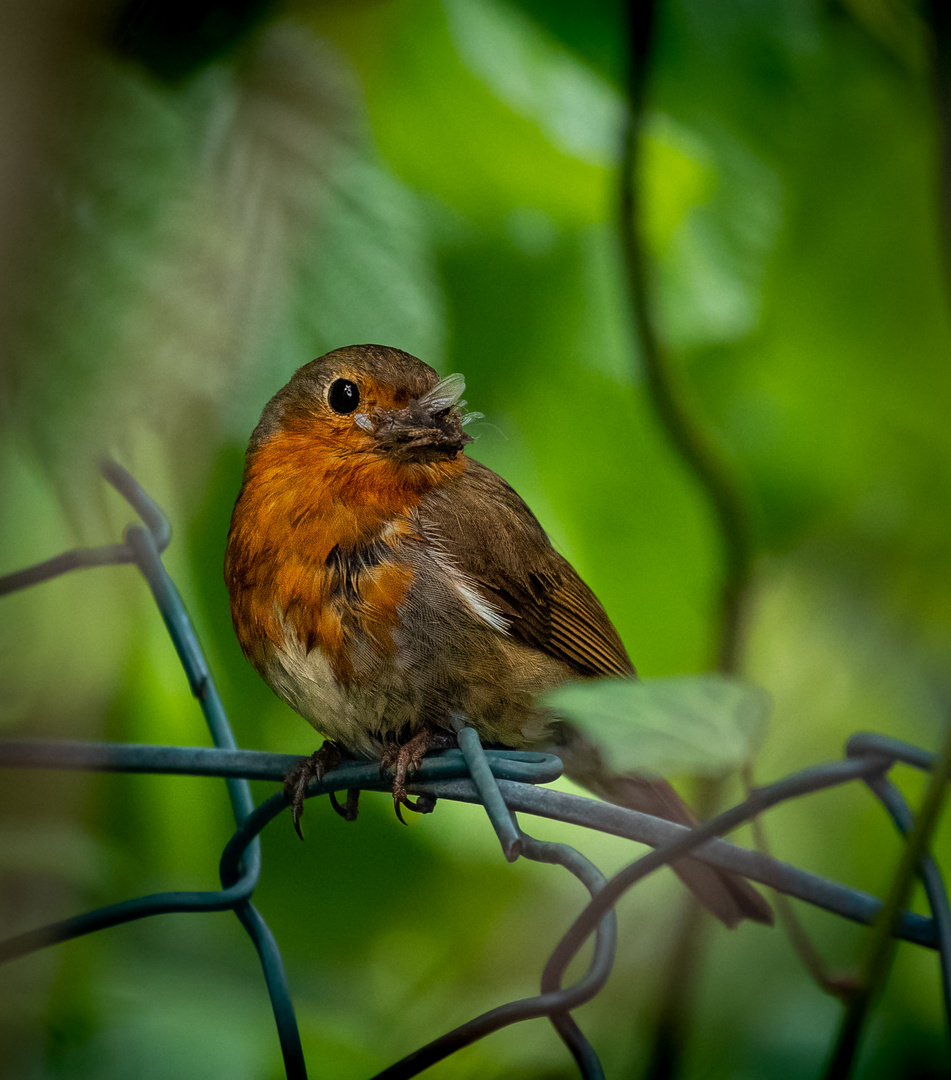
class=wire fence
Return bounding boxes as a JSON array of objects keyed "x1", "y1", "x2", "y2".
[{"x1": 0, "y1": 463, "x2": 948, "y2": 1080}]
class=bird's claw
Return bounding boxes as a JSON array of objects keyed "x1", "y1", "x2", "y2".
[
  {"x1": 286, "y1": 730, "x2": 447, "y2": 831},
  {"x1": 328, "y1": 788, "x2": 361, "y2": 822},
  {"x1": 283, "y1": 741, "x2": 356, "y2": 837},
  {"x1": 381, "y1": 728, "x2": 450, "y2": 823},
  {"x1": 394, "y1": 792, "x2": 437, "y2": 823}
]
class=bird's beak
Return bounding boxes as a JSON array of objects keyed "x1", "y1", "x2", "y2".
[{"x1": 359, "y1": 373, "x2": 478, "y2": 461}]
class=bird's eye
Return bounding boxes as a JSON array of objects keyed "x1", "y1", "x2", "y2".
[{"x1": 327, "y1": 379, "x2": 360, "y2": 415}]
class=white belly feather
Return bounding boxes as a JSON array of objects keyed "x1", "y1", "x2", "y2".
[{"x1": 258, "y1": 629, "x2": 392, "y2": 757}]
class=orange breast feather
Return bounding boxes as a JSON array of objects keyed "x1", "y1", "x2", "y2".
[{"x1": 226, "y1": 426, "x2": 455, "y2": 684}]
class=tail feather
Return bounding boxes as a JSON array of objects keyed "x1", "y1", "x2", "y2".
[
  {"x1": 554, "y1": 733, "x2": 772, "y2": 928},
  {"x1": 596, "y1": 774, "x2": 772, "y2": 928}
]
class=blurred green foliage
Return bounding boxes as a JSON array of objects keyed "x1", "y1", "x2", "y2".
[{"x1": 1, "y1": 0, "x2": 950, "y2": 1077}]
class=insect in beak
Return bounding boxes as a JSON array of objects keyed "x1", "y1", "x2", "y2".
[{"x1": 357, "y1": 374, "x2": 481, "y2": 460}]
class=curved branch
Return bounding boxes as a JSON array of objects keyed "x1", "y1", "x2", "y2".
[{"x1": 620, "y1": 2, "x2": 753, "y2": 674}]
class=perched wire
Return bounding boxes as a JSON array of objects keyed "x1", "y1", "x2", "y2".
[
  {"x1": 450, "y1": 713, "x2": 523, "y2": 860},
  {"x1": 0, "y1": 739, "x2": 941, "y2": 950}
]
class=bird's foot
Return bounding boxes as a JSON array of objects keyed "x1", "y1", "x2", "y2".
[
  {"x1": 380, "y1": 728, "x2": 454, "y2": 823},
  {"x1": 283, "y1": 740, "x2": 360, "y2": 838}
]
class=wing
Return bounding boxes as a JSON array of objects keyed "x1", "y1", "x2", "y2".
[{"x1": 419, "y1": 458, "x2": 635, "y2": 678}]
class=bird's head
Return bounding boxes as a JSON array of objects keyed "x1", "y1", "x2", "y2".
[
  {"x1": 249, "y1": 344, "x2": 476, "y2": 466},
  {"x1": 239, "y1": 345, "x2": 480, "y2": 525}
]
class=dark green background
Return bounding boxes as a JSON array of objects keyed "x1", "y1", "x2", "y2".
[{"x1": 1, "y1": 0, "x2": 949, "y2": 1076}]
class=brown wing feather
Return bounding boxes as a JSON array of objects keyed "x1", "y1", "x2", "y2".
[
  {"x1": 420, "y1": 458, "x2": 635, "y2": 678},
  {"x1": 422, "y1": 459, "x2": 771, "y2": 927}
]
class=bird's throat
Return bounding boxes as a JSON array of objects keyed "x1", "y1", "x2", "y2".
[{"x1": 225, "y1": 427, "x2": 460, "y2": 679}]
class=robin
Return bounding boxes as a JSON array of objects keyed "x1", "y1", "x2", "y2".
[{"x1": 225, "y1": 344, "x2": 771, "y2": 927}]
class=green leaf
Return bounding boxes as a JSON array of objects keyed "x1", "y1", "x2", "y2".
[{"x1": 542, "y1": 674, "x2": 771, "y2": 778}]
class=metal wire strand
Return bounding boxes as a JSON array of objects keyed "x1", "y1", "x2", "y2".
[
  {"x1": 450, "y1": 713, "x2": 523, "y2": 860},
  {"x1": 530, "y1": 832, "x2": 615, "y2": 1080},
  {"x1": 370, "y1": 826, "x2": 616, "y2": 1080},
  {"x1": 823, "y1": 724, "x2": 951, "y2": 1079},
  {"x1": 0, "y1": 462, "x2": 306, "y2": 1080},
  {"x1": 0, "y1": 741, "x2": 939, "y2": 949},
  {"x1": 0, "y1": 461, "x2": 169, "y2": 598},
  {"x1": 542, "y1": 757, "x2": 896, "y2": 999},
  {"x1": 235, "y1": 900, "x2": 308, "y2": 1080},
  {"x1": 107, "y1": 467, "x2": 310, "y2": 1077},
  {"x1": 848, "y1": 731, "x2": 939, "y2": 772},
  {"x1": 0, "y1": 872, "x2": 258, "y2": 965},
  {"x1": 450, "y1": 716, "x2": 610, "y2": 1076},
  {"x1": 864, "y1": 774, "x2": 951, "y2": 1032},
  {"x1": 221, "y1": 729, "x2": 616, "y2": 1080}
]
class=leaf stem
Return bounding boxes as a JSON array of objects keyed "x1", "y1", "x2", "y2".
[{"x1": 619, "y1": 5, "x2": 753, "y2": 676}]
